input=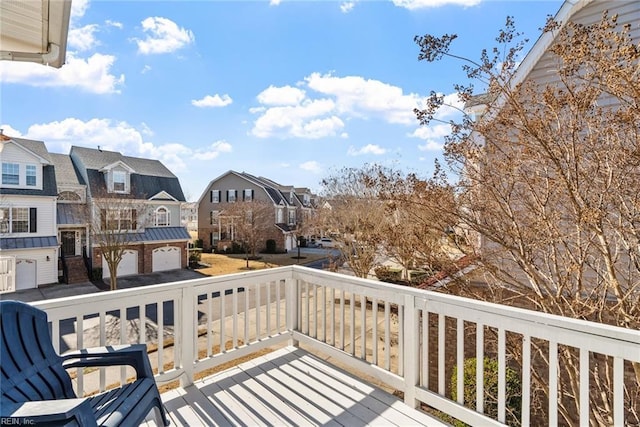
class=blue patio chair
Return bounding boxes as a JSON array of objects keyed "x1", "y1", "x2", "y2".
[{"x1": 0, "y1": 300, "x2": 169, "y2": 426}]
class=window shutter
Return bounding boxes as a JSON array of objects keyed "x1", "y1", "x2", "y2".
[
  {"x1": 210, "y1": 190, "x2": 213, "y2": 203},
  {"x1": 132, "y1": 209, "x2": 138, "y2": 229},
  {"x1": 251, "y1": 189, "x2": 254, "y2": 200},
  {"x1": 101, "y1": 209, "x2": 107, "y2": 230},
  {"x1": 226, "y1": 190, "x2": 229, "y2": 202},
  {"x1": 234, "y1": 190, "x2": 238, "y2": 201},
  {"x1": 29, "y1": 208, "x2": 37, "y2": 233}
]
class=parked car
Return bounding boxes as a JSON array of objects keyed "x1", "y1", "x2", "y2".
[{"x1": 317, "y1": 237, "x2": 336, "y2": 248}]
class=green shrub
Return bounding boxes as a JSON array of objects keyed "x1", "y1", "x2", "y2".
[
  {"x1": 451, "y1": 358, "x2": 522, "y2": 426},
  {"x1": 265, "y1": 239, "x2": 277, "y2": 254},
  {"x1": 91, "y1": 267, "x2": 103, "y2": 281},
  {"x1": 194, "y1": 239, "x2": 203, "y2": 248},
  {"x1": 374, "y1": 266, "x2": 402, "y2": 283}
]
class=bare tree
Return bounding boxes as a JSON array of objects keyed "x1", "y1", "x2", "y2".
[
  {"x1": 412, "y1": 12, "x2": 640, "y2": 425},
  {"x1": 221, "y1": 200, "x2": 274, "y2": 269},
  {"x1": 319, "y1": 166, "x2": 388, "y2": 278},
  {"x1": 90, "y1": 196, "x2": 148, "y2": 291}
]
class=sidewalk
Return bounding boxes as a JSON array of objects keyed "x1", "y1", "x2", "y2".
[{"x1": 0, "y1": 269, "x2": 206, "y2": 303}]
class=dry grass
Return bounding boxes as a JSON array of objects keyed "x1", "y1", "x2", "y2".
[{"x1": 195, "y1": 252, "x2": 327, "y2": 276}]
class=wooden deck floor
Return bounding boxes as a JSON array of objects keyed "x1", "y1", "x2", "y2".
[{"x1": 154, "y1": 346, "x2": 448, "y2": 426}]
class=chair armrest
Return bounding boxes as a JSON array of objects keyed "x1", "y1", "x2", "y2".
[
  {"x1": 61, "y1": 344, "x2": 154, "y2": 380},
  {"x1": 1, "y1": 399, "x2": 98, "y2": 427}
]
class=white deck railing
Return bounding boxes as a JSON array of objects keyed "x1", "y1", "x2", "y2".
[{"x1": 33, "y1": 266, "x2": 640, "y2": 426}]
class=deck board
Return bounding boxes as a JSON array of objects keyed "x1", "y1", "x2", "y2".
[{"x1": 157, "y1": 347, "x2": 448, "y2": 426}]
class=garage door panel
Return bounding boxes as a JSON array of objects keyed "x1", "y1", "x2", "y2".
[
  {"x1": 16, "y1": 259, "x2": 36, "y2": 290},
  {"x1": 103, "y1": 250, "x2": 138, "y2": 278},
  {"x1": 152, "y1": 247, "x2": 180, "y2": 272}
]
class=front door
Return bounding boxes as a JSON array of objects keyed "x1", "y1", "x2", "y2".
[{"x1": 61, "y1": 231, "x2": 76, "y2": 256}]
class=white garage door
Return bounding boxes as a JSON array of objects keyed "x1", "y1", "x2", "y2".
[
  {"x1": 152, "y1": 247, "x2": 181, "y2": 272},
  {"x1": 103, "y1": 250, "x2": 138, "y2": 278},
  {"x1": 16, "y1": 259, "x2": 36, "y2": 290}
]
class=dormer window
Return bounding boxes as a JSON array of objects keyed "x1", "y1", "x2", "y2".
[
  {"x1": 2, "y1": 163, "x2": 19, "y2": 185},
  {"x1": 26, "y1": 165, "x2": 36, "y2": 186},
  {"x1": 113, "y1": 171, "x2": 126, "y2": 192}
]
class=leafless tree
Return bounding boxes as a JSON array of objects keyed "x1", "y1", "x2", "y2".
[
  {"x1": 411, "y1": 12, "x2": 640, "y2": 425},
  {"x1": 221, "y1": 200, "x2": 274, "y2": 268},
  {"x1": 90, "y1": 196, "x2": 149, "y2": 291}
]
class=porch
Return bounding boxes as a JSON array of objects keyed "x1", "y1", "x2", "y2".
[{"x1": 30, "y1": 266, "x2": 639, "y2": 426}]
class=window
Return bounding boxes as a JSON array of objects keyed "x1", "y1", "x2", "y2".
[
  {"x1": 26, "y1": 165, "x2": 36, "y2": 186},
  {"x1": 2, "y1": 163, "x2": 19, "y2": 185},
  {"x1": 100, "y1": 208, "x2": 137, "y2": 231},
  {"x1": 243, "y1": 189, "x2": 253, "y2": 201},
  {"x1": 227, "y1": 189, "x2": 237, "y2": 202},
  {"x1": 113, "y1": 171, "x2": 126, "y2": 192},
  {"x1": 210, "y1": 210, "x2": 219, "y2": 225},
  {"x1": 210, "y1": 190, "x2": 220, "y2": 203},
  {"x1": 58, "y1": 191, "x2": 81, "y2": 201},
  {"x1": 303, "y1": 194, "x2": 310, "y2": 206},
  {"x1": 288, "y1": 209, "x2": 296, "y2": 225},
  {"x1": 155, "y1": 206, "x2": 170, "y2": 226},
  {"x1": 0, "y1": 207, "x2": 36, "y2": 233},
  {"x1": 276, "y1": 208, "x2": 284, "y2": 223}
]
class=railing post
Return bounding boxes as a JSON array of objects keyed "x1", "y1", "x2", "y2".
[
  {"x1": 179, "y1": 284, "x2": 195, "y2": 387},
  {"x1": 286, "y1": 276, "x2": 299, "y2": 347},
  {"x1": 403, "y1": 294, "x2": 419, "y2": 408}
]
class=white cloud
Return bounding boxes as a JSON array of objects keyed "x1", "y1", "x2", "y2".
[
  {"x1": 0, "y1": 53, "x2": 124, "y2": 94},
  {"x1": 347, "y1": 144, "x2": 387, "y2": 156},
  {"x1": 70, "y1": 0, "x2": 90, "y2": 22},
  {"x1": 136, "y1": 17, "x2": 194, "y2": 55},
  {"x1": 0, "y1": 125, "x2": 23, "y2": 138},
  {"x1": 305, "y1": 72, "x2": 422, "y2": 124},
  {"x1": 192, "y1": 94, "x2": 233, "y2": 108},
  {"x1": 68, "y1": 24, "x2": 100, "y2": 51},
  {"x1": 409, "y1": 123, "x2": 451, "y2": 140},
  {"x1": 392, "y1": 0, "x2": 481, "y2": 9},
  {"x1": 196, "y1": 140, "x2": 233, "y2": 160},
  {"x1": 300, "y1": 161, "x2": 323, "y2": 174},
  {"x1": 340, "y1": 2, "x2": 356, "y2": 13},
  {"x1": 270, "y1": 0, "x2": 282, "y2": 5},
  {"x1": 106, "y1": 20, "x2": 123, "y2": 29},
  {"x1": 418, "y1": 140, "x2": 444, "y2": 151},
  {"x1": 141, "y1": 65, "x2": 152, "y2": 74},
  {"x1": 252, "y1": 98, "x2": 343, "y2": 139},
  {"x1": 257, "y1": 85, "x2": 306, "y2": 106}
]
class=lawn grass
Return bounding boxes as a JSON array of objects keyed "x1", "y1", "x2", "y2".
[{"x1": 195, "y1": 251, "x2": 328, "y2": 276}]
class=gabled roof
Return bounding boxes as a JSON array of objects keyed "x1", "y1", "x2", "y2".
[
  {"x1": 99, "y1": 160, "x2": 136, "y2": 174},
  {"x1": 86, "y1": 170, "x2": 186, "y2": 202},
  {"x1": 1, "y1": 136, "x2": 51, "y2": 164}
]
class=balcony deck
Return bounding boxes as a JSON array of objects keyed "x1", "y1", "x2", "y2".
[{"x1": 155, "y1": 346, "x2": 446, "y2": 426}]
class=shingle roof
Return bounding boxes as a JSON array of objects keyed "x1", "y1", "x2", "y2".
[
  {"x1": 86, "y1": 170, "x2": 186, "y2": 201},
  {"x1": 71, "y1": 146, "x2": 176, "y2": 178},
  {"x1": 9, "y1": 137, "x2": 51, "y2": 163},
  {"x1": 49, "y1": 153, "x2": 86, "y2": 186},
  {"x1": 0, "y1": 236, "x2": 58, "y2": 250}
]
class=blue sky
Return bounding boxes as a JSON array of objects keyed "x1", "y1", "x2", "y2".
[{"x1": 1, "y1": 0, "x2": 561, "y2": 201}]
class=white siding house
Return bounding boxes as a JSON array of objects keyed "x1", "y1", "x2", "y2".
[{"x1": 0, "y1": 135, "x2": 59, "y2": 290}]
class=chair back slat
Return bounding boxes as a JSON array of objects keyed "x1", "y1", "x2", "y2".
[{"x1": 0, "y1": 301, "x2": 76, "y2": 402}]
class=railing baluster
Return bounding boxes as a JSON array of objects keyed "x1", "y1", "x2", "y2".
[
  {"x1": 579, "y1": 348, "x2": 589, "y2": 425},
  {"x1": 256, "y1": 282, "x2": 261, "y2": 341},
  {"x1": 314, "y1": 284, "x2": 319, "y2": 339},
  {"x1": 139, "y1": 304, "x2": 145, "y2": 345},
  {"x1": 613, "y1": 357, "x2": 624, "y2": 426},
  {"x1": 220, "y1": 290, "x2": 226, "y2": 353},
  {"x1": 206, "y1": 296, "x2": 212, "y2": 357},
  {"x1": 549, "y1": 341, "x2": 558, "y2": 426},
  {"x1": 245, "y1": 284, "x2": 250, "y2": 344},
  {"x1": 350, "y1": 292, "x2": 356, "y2": 356},
  {"x1": 158, "y1": 303, "x2": 164, "y2": 374},
  {"x1": 76, "y1": 315, "x2": 84, "y2": 395},
  {"x1": 422, "y1": 307, "x2": 428, "y2": 388},
  {"x1": 275, "y1": 279, "x2": 281, "y2": 332},
  {"x1": 330, "y1": 287, "x2": 335, "y2": 346},
  {"x1": 521, "y1": 334, "x2": 530, "y2": 426},
  {"x1": 232, "y1": 287, "x2": 238, "y2": 348},
  {"x1": 305, "y1": 281, "x2": 310, "y2": 335},
  {"x1": 457, "y1": 318, "x2": 464, "y2": 405},
  {"x1": 476, "y1": 324, "x2": 484, "y2": 414},
  {"x1": 120, "y1": 306, "x2": 126, "y2": 385},
  {"x1": 372, "y1": 298, "x2": 378, "y2": 366},
  {"x1": 266, "y1": 281, "x2": 271, "y2": 336},
  {"x1": 398, "y1": 304, "x2": 404, "y2": 376},
  {"x1": 498, "y1": 327, "x2": 506, "y2": 423},
  {"x1": 340, "y1": 290, "x2": 345, "y2": 351},
  {"x1": 360, "y1": 294, "x2": 366, "y2": 360},
  {"x1": 99, "y1": 311, "x2": 106, "y2": 391},
  {"x1": 438, "y1": 313, "x2": 445, "y2": 395},
  {"x1": 385, "y1": 300, "x2": 390, "y2": 371},
  {"x1": 322, "y1": 285, "x2": 327, "y2": 343}
]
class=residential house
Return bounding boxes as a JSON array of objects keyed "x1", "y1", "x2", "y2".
[
  {"x1": 0, "y1": 134, "x2": 58, "y2": 290},
  {"x1": 180, "y1": 202, "x2": 198, "y2": 233},
  {"x1": 197, "y1": 171, "x2": 314, "y2": 252},
  {"x1": 49, "y1": 152, "x2": 90, "y2": 284},
  {"x1": 69, "y1": 146, "x2": 190, "y2": 278}
]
